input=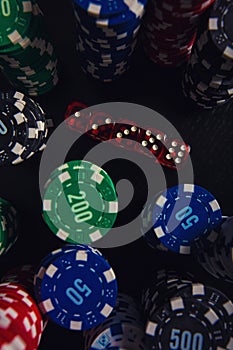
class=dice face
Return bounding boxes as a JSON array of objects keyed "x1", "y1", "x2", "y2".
[
  {"x1": 88, "y1": 111, "x2": 115, "y2": 141},
  {"x1": 111, "y1": 122, "x2": 140, "y2": 151},
  {"x1": 64, "y1": 102, "x2": 88, "y2": 133},
  {"x1": 64, "y1": 104, "x2": 190, "y2": 169},
  {"x1": 161, "y1": 139, "x2": 190, "y2": 168}
]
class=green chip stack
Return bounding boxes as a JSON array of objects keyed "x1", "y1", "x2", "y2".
[
  {"x1": 43, "y1": 160, "x2": 118, "y2": 245},
  {"x1": 0, "y1": 197, "x2": 19, "y2": 256},
  {"x1": 0, "y1": 0, "x2": 59, "y2": 96}
]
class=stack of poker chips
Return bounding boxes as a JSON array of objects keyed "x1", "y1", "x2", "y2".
[
  {"x1": 182, "y1": 0, "x2": 233, "y2": 109},
  {"x1": 73, "y1": 0, "x2": 147, "y2": 82},
  {"x1": 33, "y1": 244, "x2": 118, "y2": 331},
  {"x1": 142, "y1": 270, "x2": 233, "y2": 350},
  {"x1": 42, "y1": 160, "x2": 118, "y2": 245},
  {"x1": 84, "y1": 293, "x2": 146, "y2": 349},
  {"x1": 141, "y1": 184, "x2": 222, "y2": 254},
  {"x1": 196, "y1": 216, "x2": 233, "y2": 283},
  {"x1": 1, "y1": 265, "x2": 35, "y2": 295},
  {"x1": 0, "y1": 91, "x2": 49, "y2": 165},
  {"x1": 0, "y1": 0, "x2": 59, "y2": 96},
  {"x1": 142, "y1": 0, "x2": 215, "y2": 67},
  {"x1": 0, "y1": 280, "x2": 43, "y2": 349},
  {"x1": 0, "y1": 197, "x2": 18, "y2": 256},
  {"x1": 64, "y1": 105, "x2": 191, "y2": 169}
]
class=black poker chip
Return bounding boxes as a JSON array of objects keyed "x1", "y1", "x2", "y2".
[
  {"x1": 0, "y1": 90, "x2": 49, "y2": 165},
  {"x1": 183, "y1": 0, "x2": 233, "y2": 109}
]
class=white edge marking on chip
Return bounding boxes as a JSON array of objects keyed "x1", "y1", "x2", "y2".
[
  {"x1": 156, "y1": 195, "x2": 167, "y2": 208},
  {"x1": 43, "y1": 200, "x2": 51, "y2": 211},
  {"x1": 145, "y1": 321, "x2": 157, "y2": 336},
  {"x1": 8, "y1": 30, "x2": 22, "y2": 44},
  {"x1": 23, "y1": 1, "x2": 32, "y2": 12},
  {"x1": 23, "y1": 317, "x2": 30, "y2": 331},
  {"x1": 100, "y1": 303, "x2": 113, "y2": 317},
  {"x1": 76, "y1": 250, "x2": 88, "y2": 261},
  {"x1": 180, "y1": 245, "x2": 190, "y2": 255},
  {"x1": 224, "y1": 46, "x2": 233, "y2": 60},
  {"x1": 90, "y1": 230, "x2": 102, "y2": 242},
  {"x1": 205, "y1": 309, "x2": 219, "y2": 325},
  {"x1": 108, "y1": 201, "x2": 118, "y2": 213},
  {"x1": 57, "y1": 229, "x2": 69, "y2": 241},
  {"x1": 193, "y1": 283, "x2": 204, "y2": 296},
  {"x1": 3, "y1": 335, "x2": 26, "y2": 350},
  {"x1": 171, "y1": 297, "x2": 184, "y2": 310},
  {"x1": 70, "y1": 320, "x2": 82, "y2": 330},
  {"x1": 91, "y1": 164, "x2": 101, "y2": 172},
  {"x1": 58, "y1": 171, "x2": 71, "y2": 183},
  {"x1": 223, "y1": 300, "x2": 233, "y2": 315},
  {"x1": 91, "y1": 172, "x2": 103, "y2": 184},
  {"x1": 184, "y1": 184, "x2": 194, "y2": 193},
  {"x1": 103, "y1": 268, "x2": 115, "y2": 283},
  {"x1": 96, "y1": 19, "x2": 108, "y2": 26},
  {"x1": 58, "y1": 164, "x2": 69, "y2": 171},
  {"x1": 15, "y1": 101, "x2": 24, "y2": 111},
  {"x1": 46, "y1": 264, "x2": 58, "y2": 278},
  {"x1": 208, "y1": 17, "x2": 218, "y2": 30},
  {"x1": 209, "y1": 199, "x2": 220, "y2": 212},
  {"x1": 227, "y1": 338, "x2": 233, "y2": 350},
  {"x1": 40, "y1": 299, "x2": 54, "y2": 312},
  {"x1": 154, "y1": 226, "x2": 165, "y2": 239},
  {"x1": 87, "y1": 3, "x2": 101, "y2": 16},
  {"x1": 12, "y1": 143, "x2": 24, "y2": 155},
  {"x1": 14, "y1": 112, "x2": 25, "y2": 124}
]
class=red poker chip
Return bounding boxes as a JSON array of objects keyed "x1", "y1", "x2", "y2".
[
  {"x1": 0, "y1": 283, "x2": 43, "y2": 349},
  {"x1": 0, "y1": 297, "x2": 35, "y2": 349},
  {"x1": 142, "y1": 0, "x2": 215, "y2": 66}
]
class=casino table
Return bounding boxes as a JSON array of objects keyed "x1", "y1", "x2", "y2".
[{"x1": 0, "y1": 0, "x2": 233, "y2": 349}]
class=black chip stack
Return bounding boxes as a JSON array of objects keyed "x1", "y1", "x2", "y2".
[{"x1": 182, "y1": 0, "x2": 233, "y2": 109}]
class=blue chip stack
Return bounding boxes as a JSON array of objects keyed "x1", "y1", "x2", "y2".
[
  {"x1": 73, "y1": 0, "x2": 147, "y2": 82},
  {"x1": 141, "y1": 184, "x2": 222, "y2": 255},
  {"x1": 34, "y1": 244, "x2": 118, "y2": 331},
  {"x1": 84, "y1": 293, "x2": 146, "y2": 349}
]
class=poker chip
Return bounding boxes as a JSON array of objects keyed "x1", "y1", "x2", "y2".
[
  {"x1": 141, "y1": 184, "x2": 222, "y2": 254},
  {"x1": 0, "y1": 197, "x2": 18, "y2": 256},
  {"x1": 142, "y1": 270, "x2": 233, "y2": 349},
  {"x1": 142, "y1": 0, "x2": 215, "y2": 67},
  {"x1": 1, "y1": 265, "x2": 35, "y2": 295},
  {"x1": 34, "y1": 244, "x2": 118, "y2": 330},
  {"x1": 182, "y1": 0, "x2": 233, "y2": 109},
  {"x1": 196, "y1": 216, "x2": 233, "y2": 283},
  {"x1": 0, "y1": 1, "x2": 59, "y2": 96},
  {"x1": 0, "y1": 90, "x2": 49, "y2": 165},
  {"x1": 73, "y1": 0, "x2": 146, "y2": 82},
  {"x1": 64, "y1": 105, "x2": 191, "y2": 170},
  {"x1": 0, "y1": 282, "x2": 43, "y2": 350},
  {"x1": 84, "y1": 293, "x2": 146, "y2": 349},
  {"x1": 42, "y1": 160, "x2": 118, "y2": 245}
]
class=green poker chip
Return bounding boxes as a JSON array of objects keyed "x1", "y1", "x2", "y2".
[
  {"x1": 0, "y1": 0, "x2": 33, "y2": 49},
  {"x1": 43, "y1": 160, "x2": 118, "y2": 245},
  {"x1": 0, "y1": 1, "x2": 59, "y2": 96},
  {"x1": 0, "y1": 197, "x2": 18, "y2": 256}
]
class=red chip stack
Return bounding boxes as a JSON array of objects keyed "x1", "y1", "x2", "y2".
[
  {"x1": 142, "y1": 0, "x2": 215, "y2": 67},
  {"x1": 0, "y1": 265, "x2": 44, "y2": 350}
]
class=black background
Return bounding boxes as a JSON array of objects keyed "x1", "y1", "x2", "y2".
[{"x1": 0, "y1": 1, "x2": 233, "y2": 348}]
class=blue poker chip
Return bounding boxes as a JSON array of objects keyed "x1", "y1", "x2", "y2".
[
  {"x1": 38, "y1": 246, "x2": 118, "y2": 330},
  {"x1": 151, "y1": 184, "x2": 222, "y2": 255},
  {"x1": 73, "y1": 0, "x2": 145, "y2": 19},
  {"x1": 34, "y1": 244, "x2": 103, "y2": 310}
]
